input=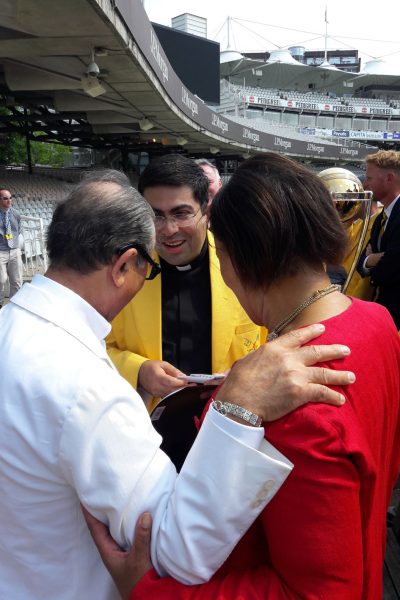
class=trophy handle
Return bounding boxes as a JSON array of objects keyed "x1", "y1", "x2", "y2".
[
  {"x1": 342, "y1": 194, "x2": 372, "y2": 293},
  {"x1": 317, "y1": 168, "x2": 373, "y2": 294}
]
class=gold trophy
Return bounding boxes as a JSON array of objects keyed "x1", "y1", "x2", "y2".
[{"x1": 318, "y1": 168, "x2": 373, "y2": 293}]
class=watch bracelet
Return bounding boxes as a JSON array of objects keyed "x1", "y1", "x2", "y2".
[{"x1": 212, "y1": 399, "x2": 263, "y2": 427}]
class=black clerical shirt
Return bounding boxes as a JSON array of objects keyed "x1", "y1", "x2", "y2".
[{"x1": 161, "y1": 240, "x2": 212, "y2": 375}]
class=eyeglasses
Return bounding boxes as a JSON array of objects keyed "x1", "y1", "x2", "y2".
[
  {"x1": 117, "y1": 243, "x2": 161, "y2": 280},
  {"x1": 154, "y1": 207, "x2": 204, "y2": 229}
]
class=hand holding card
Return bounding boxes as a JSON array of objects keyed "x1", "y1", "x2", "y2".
[{"x1": 177, "y1": 373, "x2": 226, "y2": 385}]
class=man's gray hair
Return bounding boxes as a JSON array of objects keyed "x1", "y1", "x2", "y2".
[
  {"x1": 47, "y1": 169, "x2": 155, "y2": 274},
  {"x1": 194, "y1": 159, "x2": 221, "y2": 180}
]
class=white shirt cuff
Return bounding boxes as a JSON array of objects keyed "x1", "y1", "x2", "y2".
[
  {"x1": 362, "y1": 255, "x2": 371, "y2": 275},
  {"x1": 208, "y1": 403, "x2": 265, "y2": 449}
]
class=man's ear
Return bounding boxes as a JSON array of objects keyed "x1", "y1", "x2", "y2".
[
  {"x1": 110, "y1": 248, "x2": 138, "y2": 288},
  {"x1": 387, "y1": 171, "x2": 396, "y2": 184}
]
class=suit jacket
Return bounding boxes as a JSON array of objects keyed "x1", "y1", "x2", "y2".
[
  {"x1": 106, "y1": 232, "x2": 266, "y2": 406},
  {"x1": 358, "y1": 197, "x2": 400, "y2": 328}
]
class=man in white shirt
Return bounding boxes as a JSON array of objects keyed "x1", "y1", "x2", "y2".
[{"x1": 0, "y1": 170, "x2": 353, "y2": 600}]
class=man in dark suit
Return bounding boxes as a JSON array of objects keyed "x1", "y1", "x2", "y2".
[{"x1": 358, "y1": 150, "x2": 400, "y2": 328}]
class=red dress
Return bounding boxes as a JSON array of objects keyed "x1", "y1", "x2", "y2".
[{"x1": 131, "y1": 298, "x2": 400, "y2": 600}]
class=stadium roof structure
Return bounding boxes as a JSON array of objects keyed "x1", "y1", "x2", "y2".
[
  {"x1": 220, "y1": 50, "x2": 400, "y2": 96},
  {"x1": 0, "y1": 0, "x2": 205, "y2": 155},
  {"x1": 0, "y1": 0, "x2": 381, "y2": 161},
  {"x1": 348, "y1": 59, "x2": 400, "y2": 93}
]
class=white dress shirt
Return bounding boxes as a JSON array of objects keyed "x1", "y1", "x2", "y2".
[{"x1": 0, "y1": 275, "x2": 292, "y2": 600}]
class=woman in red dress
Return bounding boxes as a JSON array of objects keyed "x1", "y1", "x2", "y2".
[{"x1": 92, "y1": 153, "x2": 400, "y2": 600}]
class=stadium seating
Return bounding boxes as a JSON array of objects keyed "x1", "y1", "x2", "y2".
[
  {"x1": 217, "y1": 82, "x2": 400, "y2": 149},
  {"x1": 240, "y1": 85, "x2": 393, "y2": 109},
  {"x1": 0, "y1": 168, "x2": 74, "y2": 279},
  {"x1": 228, "y1": 114, "x2": 341, "y2": 145}
]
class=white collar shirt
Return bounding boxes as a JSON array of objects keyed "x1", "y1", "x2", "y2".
[
  {"x1": 383, "y1": 194, "x2": 400, "y2": 226},
  {"x1": 0, "y1": 275, "x2": 292, "y2": 599}
]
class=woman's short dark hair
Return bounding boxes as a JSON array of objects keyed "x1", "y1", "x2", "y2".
[
  {"x1": 47, "y1": 169, "x2": 154, "y2": 274},
  {"x1": 138, "y1": 154, "x2": 209, "y2": 212},
  {"x1": 210, "y1": 152, "x2": 348, "y2": 289}
]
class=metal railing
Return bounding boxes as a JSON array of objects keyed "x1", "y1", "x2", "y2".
[{"x1": 20, "y1": 216, "x2": 48, "y2": 277}]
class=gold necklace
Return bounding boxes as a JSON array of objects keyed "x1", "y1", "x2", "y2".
[{"x1": 266, "y1": 284, "x2": 341, "y2": 342}]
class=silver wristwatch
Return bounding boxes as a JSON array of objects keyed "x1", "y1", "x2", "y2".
[{"x1": 211, "y1": 399, "x2": 263, "y2": 427}]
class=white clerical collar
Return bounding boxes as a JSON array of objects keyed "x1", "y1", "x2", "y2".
[{"x1": 162, "y1": 238, "x2": 208, "y2": 273}]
